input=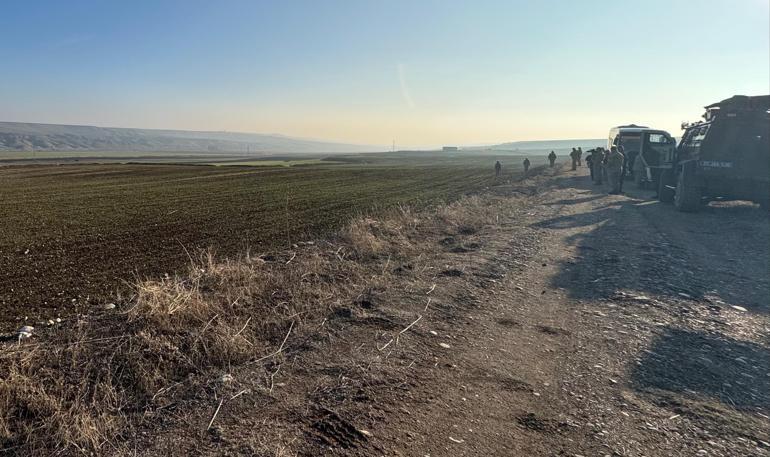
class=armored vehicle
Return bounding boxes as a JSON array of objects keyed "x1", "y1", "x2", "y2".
[{"x1": 658, "y1": 95, "x2": 770, "y2": 211}]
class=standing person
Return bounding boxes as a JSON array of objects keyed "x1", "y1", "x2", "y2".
[
  {"x1": 606, "y1": 146, "x2": 625, "y2": 194},
  {"x1": 585, "y1": 149, "x2": 595, "y2": 180},
  {"x1": 494, "y1": 160, "x2": 502, "y2": 177},
  {"x1": 577, "y1": 147, "x2": 583, "y2": 166},
  {"x1": 570, "y1": 148, "x2": 579, "y2": 171},
  {"x1": 593, "y1": 148, "x2": 604, "y2": 185},
  {"x1": 624, "y1": 146, "x2": 638, "y2": 178},
  {"x1": 548, "y1": 150, "x2": 557, "y2": 167},
  {"x1": 523, "y1": 157, "x2": 531, "y2": 174},
  {"x1": 618, "y1": 145, "x2": 627, "y2": 193},
  {"x1": 602, "y1": 147, "x2": 610, "y2": 183}
]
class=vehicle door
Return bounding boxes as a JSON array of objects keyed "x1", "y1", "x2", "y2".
[{"x1": 642, "y1": 132, "x2": 676, "y2": 168}]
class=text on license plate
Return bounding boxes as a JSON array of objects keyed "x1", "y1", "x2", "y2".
[{"x1": 699, "y1": 160, "x2": 733, "y2": 168}]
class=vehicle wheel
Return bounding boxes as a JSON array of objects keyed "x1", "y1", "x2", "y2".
[
  {"x1": 658, "y1": 169, "x2": 675, "y2": 203},
  {"x1": 674, "y1": 168, "x2": 701, "y2": 212}
]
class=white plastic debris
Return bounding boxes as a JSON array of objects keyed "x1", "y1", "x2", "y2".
[
  {"x1": 18, "y1": 325, "x2": 34, "y2": 339},
  {"x1": 103, "y1": 303, "x2": 116, "y2": 310},
  {"x1": 439, "y1": 342, "x2": 451, "y2": 349},
  {"x1": 219, "y1": 374, "x2": 234, "y2": 383},
  {"x1": 731, "y1": 305, "x2": 748, "y2": 312}
]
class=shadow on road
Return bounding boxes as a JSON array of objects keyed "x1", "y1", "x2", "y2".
[
  {"x1": 536, "y1": 173, "x2": 770, "y2": 315},
  {"x1": 534, "y1": 172, "x2": 770, "y2": 413},
  {"x1": 542, "y1": 194, "x2": 606, "y2": 207},
  {"x1": 632, "y1": 327, "x2": 769, "y2": 410}
]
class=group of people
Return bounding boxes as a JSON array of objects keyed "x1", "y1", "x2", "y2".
[
  {"x1": 544, "y1": 146, "x2": 627, "y2": 195},
  {"x1": 584, "y1": 145, "x2": 626, "y2": 194},
  {"x1": 495, "y1": 157, "x2": 532, "y2": 178},
  {"x1": 493, "y1": 145, "x2": 625, "y2": 195}
]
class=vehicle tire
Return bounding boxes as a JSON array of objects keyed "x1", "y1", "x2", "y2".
[
  {"x1": 674, "y1": 168, "x2": 701, "y2": 212},
  {"x1": 658, "y1": 168, "x2": 675, "y2": 203}
]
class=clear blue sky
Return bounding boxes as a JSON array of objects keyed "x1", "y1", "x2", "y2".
[{"x1": 1, "y1": 0, "x2": 767, "y2": 147}]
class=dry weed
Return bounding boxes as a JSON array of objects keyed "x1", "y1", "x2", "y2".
[{"x1": 0, "y1": 194, "x2": 503, "y2": 454}]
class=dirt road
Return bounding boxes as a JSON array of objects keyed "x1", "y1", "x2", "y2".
[
  {"x1": 125, "y1": 166, "x2": 769, "y2": 456},
  {"x1": 382, "y1": 169, "x2": 770, "y2": 456}
]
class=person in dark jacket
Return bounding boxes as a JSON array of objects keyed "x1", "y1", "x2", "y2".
[{"x1": 585, "y1": 149, "x2": 595, "y2": 180}]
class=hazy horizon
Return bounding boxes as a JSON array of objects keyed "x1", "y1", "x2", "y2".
[
  {"x1": 0, "y1": 119, "x2": 610, "y2": 149},
  {"x1": 1, "y1": 0, "x2": 767, "y2": 148}
]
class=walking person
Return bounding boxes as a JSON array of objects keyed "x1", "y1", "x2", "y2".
[
  {"x1": 548, "y1": 151, "x2": 557, "y2": 167},
  {"x1": 577, "y1": 147, "x2": 583, "y2": 166},
  {"x1": 585, "y1": 149, "x2": 594, "y2": 180},
  {"x1": 523, "y1": 157, "x2": 531, "y2": 175},
  {"x1": 606, "y1": 146, "x2": 625, "y2": 194},
  {"x1": 494, "y1": 160, "x2": 502, "y2": 178}
]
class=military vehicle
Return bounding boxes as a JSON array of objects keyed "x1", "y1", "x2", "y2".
[
  {"x1": 607, "y1": 125, "x2": 677, "y2": 188},
  {"x1": 658, "y1": 95, "x2": 770, "y2": 211}
]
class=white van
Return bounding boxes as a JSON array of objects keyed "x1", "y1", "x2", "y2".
[{"x1": 608, "y1": 125, "x2": 676, "y2": 188}]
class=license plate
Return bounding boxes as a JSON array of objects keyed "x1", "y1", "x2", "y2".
[{"x1": 699, "y1": 160, "x2": 733, "y2": 168}]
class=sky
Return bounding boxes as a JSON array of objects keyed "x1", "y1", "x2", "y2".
[{"x1": 0, "y1": 0, "x2": 768, "y2": 148}]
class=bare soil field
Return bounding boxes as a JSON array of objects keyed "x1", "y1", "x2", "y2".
[{"x1": 0, "y1": 160, "x2": 528, "y2": 330}]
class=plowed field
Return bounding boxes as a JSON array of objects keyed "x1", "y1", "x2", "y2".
[{"x1": 0, "y1": 161, "x2": 529, "y2": 326}]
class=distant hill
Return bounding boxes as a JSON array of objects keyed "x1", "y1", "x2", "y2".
[
  {"x1": 0, "y1": 122, "x2": 382, "y2": 154},
  {"x1": 476, "y1": 138, "x2": 606, "y2": 153}
]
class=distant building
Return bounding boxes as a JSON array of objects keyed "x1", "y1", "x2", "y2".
[{"x1": 442, "y1": 146, "x2": 459, "y2": 152}]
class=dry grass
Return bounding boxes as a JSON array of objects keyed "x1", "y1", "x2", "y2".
[{"x1": 0, "y1": 194, "x2": 505, "y2": 454}]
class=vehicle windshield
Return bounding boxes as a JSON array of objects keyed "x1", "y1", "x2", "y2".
[
  {"x1": 646, "y1": 133, "x2": 672, "y2": 144},
  {"x1": 618, "y1": 134, "x2": 641, "y2": 153}
]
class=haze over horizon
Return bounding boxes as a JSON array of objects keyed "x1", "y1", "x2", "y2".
[{"x1": 1, "y1": 0, "x2": 768, "y2": 148}]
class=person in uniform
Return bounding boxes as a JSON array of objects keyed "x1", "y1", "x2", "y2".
[
  {"x1": 577, "y1": 147, "x2": 583, "y2": 166},
  {"x1": 593, "y1": 147, "x2": 604, "y2": 185},
  {"x1": 523, "y1": 157, "x2": 531, "y2": 174},
  {"x1": 548, "y1": 151, "x2": 557, "y2": 167},
  {"x1": 570, "y1": 148, "x2": 579, "y2": 170},
  {"x1": 585, "y1": 149, "x2": 595, "y2": 180},
  {"x1": 606, "y1": 146, "x2": 625, "y2": 194},
  {"x1": 494, "y1": 160, "x2": 502, "y2": 177},
  {"x1": 617, "y1": 145, "x2": 627, "y2": 193}
]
